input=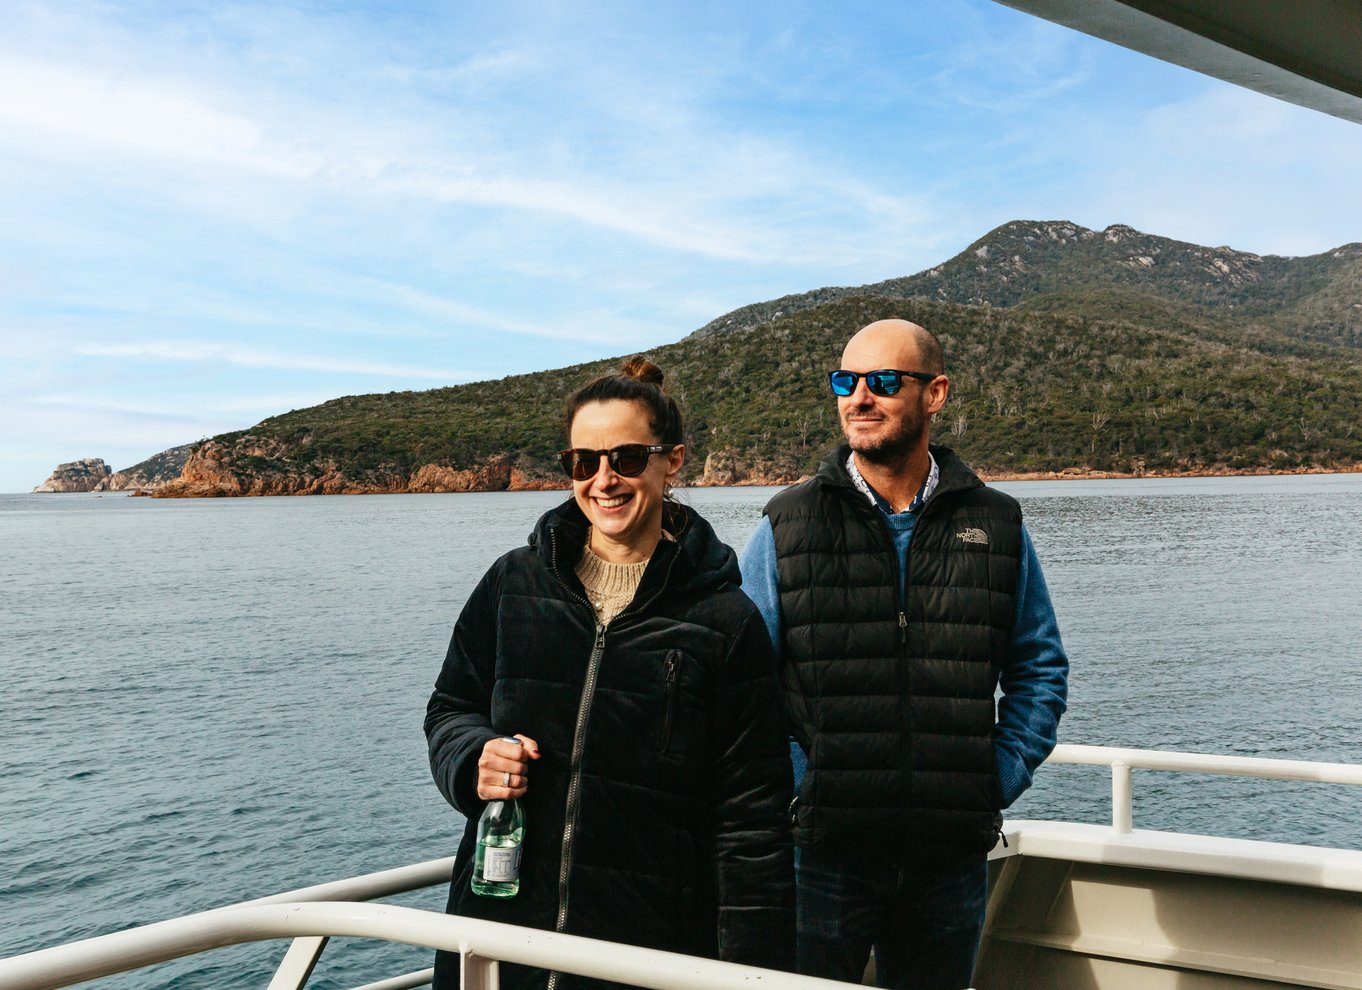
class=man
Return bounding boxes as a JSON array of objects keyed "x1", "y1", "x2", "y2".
[{"x1": 738, "y1": 318, "x2": 1068, "y2": 990}]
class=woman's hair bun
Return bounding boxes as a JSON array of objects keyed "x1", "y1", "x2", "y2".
[
  {"x1": 619, "y1": 354, "x2": 664, "y2": 388},
  {"x1": 565, "y1": 352, "x2": 683, "y2": 446}
]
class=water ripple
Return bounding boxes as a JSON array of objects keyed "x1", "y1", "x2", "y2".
[{"x1": 2, "y1": 481, "x2": 1361, "y2": 986}]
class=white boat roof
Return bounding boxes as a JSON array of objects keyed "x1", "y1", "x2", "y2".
[{"x1": 993, "y1": 1, "x2": 1362, "y2": 125}]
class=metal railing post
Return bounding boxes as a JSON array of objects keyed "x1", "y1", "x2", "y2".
[
  {"x1": 267, "y1": 935, "x2": 329, "y2": 990},
  {"x1": 1111, "y1": 761, "x2": 1132, "y2": 834},
  {"x1": 461, "y1": 950, "x2": 499, "y2": 990}
]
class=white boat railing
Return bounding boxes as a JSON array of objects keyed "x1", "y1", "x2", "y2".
[
  {"x1": 1046, "y1": 743, "x2": 1362, "y2": 834},
  {"x1": 0, "y1": 901, "x2": 855, "y2": 990},
  {"x1": 6, "y1": 744, "x2": 1362, "y2": 990},
  {"x1": 0, "y1": 856, "x2": 461, "y2": 990}
]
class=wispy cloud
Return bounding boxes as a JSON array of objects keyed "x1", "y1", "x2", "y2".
[
  {"x1": 918, "y1": 8, "x2": 1097, "y2": 113},
  {"x1": 0, "y1": 22, "x2": 932, "y2": 270},
  {"x1": 0, "y1": 54, "x2": 855, "y2": 266},
  {"x1": 75, "y1": 341, "x2": 485, "y2": 381},
  {"x1": 0, "y1": 57, "x2": 311, "y2": 177},
  {"x1": 30, "y1": 390, "x2": 343, "y2": 419},
  {"x1": 376, "y1": 281, "x2": 650, "y2": 344}
]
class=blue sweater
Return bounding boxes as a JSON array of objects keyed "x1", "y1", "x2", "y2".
[{"x1": 739, "y1": 497, "x2": 1068, "y2": 809}]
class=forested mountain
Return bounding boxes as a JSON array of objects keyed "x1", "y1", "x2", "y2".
[
  {"x1": 154, "y1": 221, "x2": 1362, "y2": 496},
  {"x1": 694, "y1": 220, "x2": 1362, "y2": 352}
]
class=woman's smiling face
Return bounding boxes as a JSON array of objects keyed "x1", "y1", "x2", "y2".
[{"x1": 568, "y1": 399, "x2": 684, "y2": 564}]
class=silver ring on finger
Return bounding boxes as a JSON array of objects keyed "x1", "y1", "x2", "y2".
[{"x1": 502, "y1": 771, "x2": 511, "y2": 787}]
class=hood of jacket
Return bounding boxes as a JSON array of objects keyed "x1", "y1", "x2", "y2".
[{"x1": 526, "y1": 495, "x2": 741, "y2": 601}]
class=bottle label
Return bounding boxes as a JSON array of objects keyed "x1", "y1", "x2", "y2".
[{"x1": 483, "y1": 843, "x2": 522, "y2": 882}]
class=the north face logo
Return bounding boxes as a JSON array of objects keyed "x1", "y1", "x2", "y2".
[{"x1": 956, "y1": 528, "x2": 988, "y2": 545}]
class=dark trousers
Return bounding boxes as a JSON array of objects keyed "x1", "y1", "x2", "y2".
[{"x1": 795, "y1": 844, "x2": 988, "y2": 990}]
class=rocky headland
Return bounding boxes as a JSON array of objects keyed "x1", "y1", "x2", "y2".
[
  {"x1": 32, "y1": 444, "x2": 195, "y2": 495},
  {"x1": 98, "y1": 443, "x2": 194, "y2": 493},
  {"x1": 33, "y1": 458, "x2": 113, "y2": 493}
]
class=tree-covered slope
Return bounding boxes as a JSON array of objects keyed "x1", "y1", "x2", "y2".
[{"x1": 158, "y1": 287, "x2": 1362, "y2": 496}]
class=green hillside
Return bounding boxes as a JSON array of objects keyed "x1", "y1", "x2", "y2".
[
  {"x1": 158, "y1": 219, "x2": 1362, "y2": 493},
  {"x1": 209, "y1": 289, "x2": 1362, "y2": 488}
]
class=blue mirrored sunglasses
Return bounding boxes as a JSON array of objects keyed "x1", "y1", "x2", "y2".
[{"x1": 828, "y1": 369, "x2": 937, "y2": 397}]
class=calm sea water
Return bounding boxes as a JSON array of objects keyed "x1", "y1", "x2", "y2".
[{"x1": 3, "y1": 475, "x2": 1361, "y2": 987}]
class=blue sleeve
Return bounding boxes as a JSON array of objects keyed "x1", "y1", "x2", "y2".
[
  {"x1": 737, "y1": 516, "x2": 783, "y2": 660},
  {"x1": 738, "y1": 519, "x2": 805, "y2": 790},
  {"x1": 994, "y1": 525, "x2": 1069, "y2": 808}
]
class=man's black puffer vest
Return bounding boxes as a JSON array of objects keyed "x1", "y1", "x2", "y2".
[{"x1": 766, "y1": 444, "x2": 1021, "y2": 854}]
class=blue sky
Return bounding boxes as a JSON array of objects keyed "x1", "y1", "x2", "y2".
[{"x1": 4, "y1": 0, "x2": 1362, "y2": 493}]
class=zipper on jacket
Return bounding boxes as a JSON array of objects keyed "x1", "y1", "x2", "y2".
[
  {"x1": 542, "y1": 526, "x2": 680, "y2": 990},
  {"x1": 536, "y1": 531, "x2": 681, "y2": 990},
  {"x1": 834, "y1": 464, "x2": 976, "y2": 845},
  {"x1": 544, "y1": 528, "x2": 610, "y2": 990},
  {"x1": 841, "y1": 492, "x2": 917, "y2": 835},
  {"x1": 546, "y1": 621, "x2": 606, "y2": 990},
  {"x1": 659, "y1": 650, "x2": 680, "y2": 752},
  {"x1": 857, "y1": 496, "x2": 912, "y2": 831}
]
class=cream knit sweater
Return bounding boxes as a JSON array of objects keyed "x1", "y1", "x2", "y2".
[{"x1": 575, "y1": 537, "x2": 649, "y2": 626}]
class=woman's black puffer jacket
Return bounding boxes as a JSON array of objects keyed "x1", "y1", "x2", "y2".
[{"x1": 424, "y1": 499, "x2": 794, "y2": 990}]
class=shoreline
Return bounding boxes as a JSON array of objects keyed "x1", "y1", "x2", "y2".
[
  {"x1": 690, "y1": 462, "x2": 1362, "y2": 487},
  {"x1": 976, "y1": 463, "x2": 1362, "y2": 484},
  {"x1": 17, "y1": 462, "x2": 1362, "y2": 497}
]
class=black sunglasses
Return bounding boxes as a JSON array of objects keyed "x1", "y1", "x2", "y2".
[
  {"x1": 557, "y1": 443, "x2": 677, "y2": 481},
  {"x1": 828, "y1": 368, "x2": 937, "y2": 397}
]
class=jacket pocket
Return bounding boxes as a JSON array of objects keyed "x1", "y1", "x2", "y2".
[{"x1": 657, "y1": 649, "x2": 680, "y2": 753}]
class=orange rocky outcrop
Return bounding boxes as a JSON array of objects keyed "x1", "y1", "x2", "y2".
[
  {"x1": 154, "y1": 442, "x2": 555, "y2": 497},
  {"x1": 408, "y1": 458, "x2": 513, "y2": 493},
  {"x1": 699, "y1": 449, "x2": 806, "y2": 487}
]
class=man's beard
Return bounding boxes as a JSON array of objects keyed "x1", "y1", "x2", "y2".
[{"x1": 844, "y1": 407, "x2": 926, "y2": 465}]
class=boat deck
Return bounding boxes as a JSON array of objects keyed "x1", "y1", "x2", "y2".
[{"x1": 980, "y1": 820, "x2": 1362, "y2": 989}]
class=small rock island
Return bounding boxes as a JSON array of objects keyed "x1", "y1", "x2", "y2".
[{"x1": 32, "y1": 458, "x2": 113, "y2": 493}]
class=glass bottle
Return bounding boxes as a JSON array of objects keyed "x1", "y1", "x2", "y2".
[{"x1": 471, "y1": 738, "x2": 525, "y2": 898}]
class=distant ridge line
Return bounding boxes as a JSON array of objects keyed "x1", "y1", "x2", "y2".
[{"x1": 688, "y1": 219, "x2": 1362, "y2": 341}]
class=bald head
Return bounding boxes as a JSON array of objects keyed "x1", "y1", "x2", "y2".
[{"x1": 842, "y1": 319, "x2": 943, "y2": 376}]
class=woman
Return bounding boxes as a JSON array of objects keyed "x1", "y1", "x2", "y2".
[{"x1": 424, "y1": 356, "x2": 794, "y2": 990}]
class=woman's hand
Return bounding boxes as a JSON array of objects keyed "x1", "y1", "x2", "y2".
[{"x1": 476, "y1": 734, "x2": 541, "y2": 800}]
